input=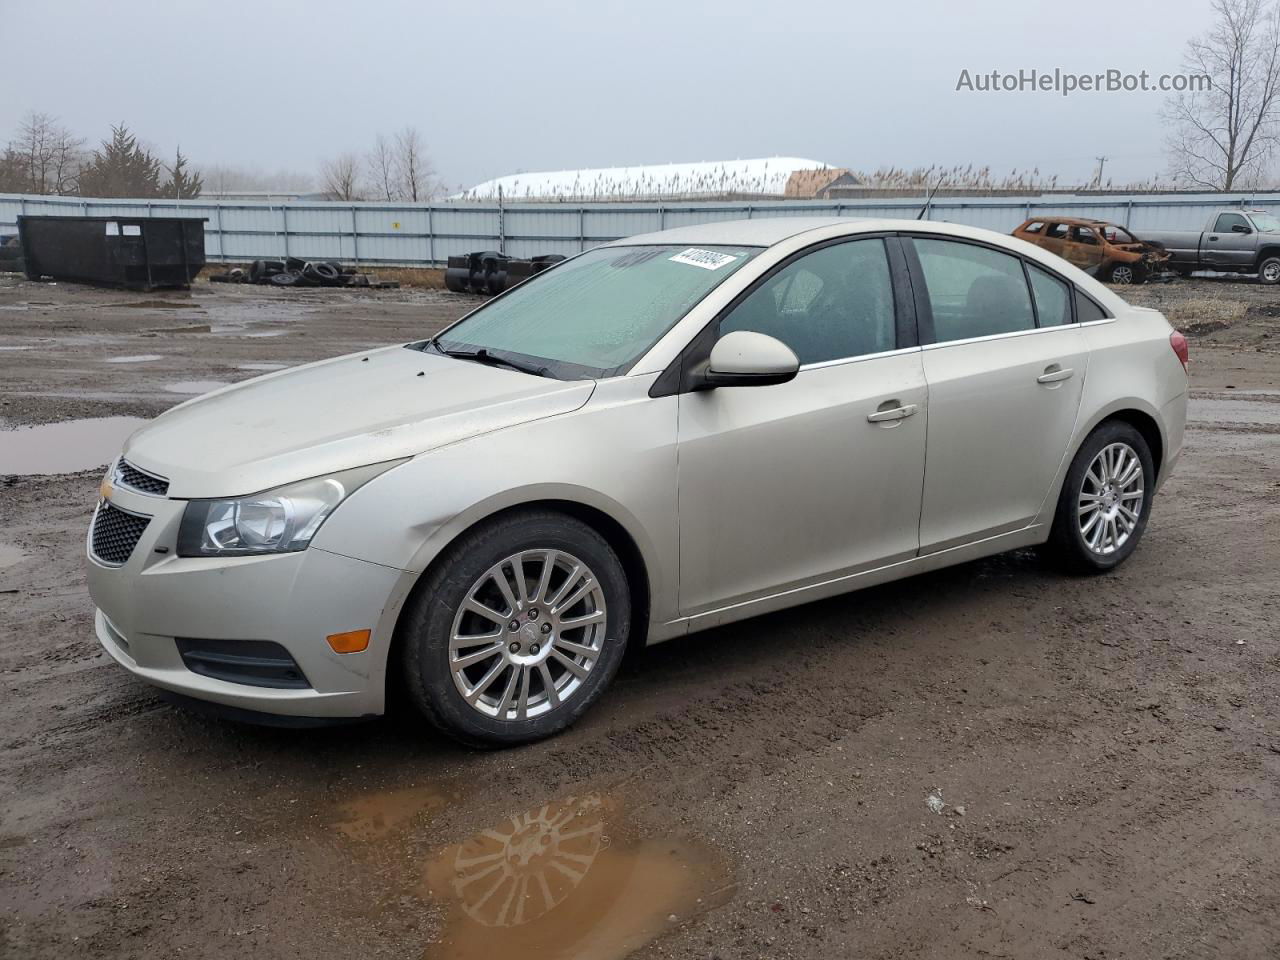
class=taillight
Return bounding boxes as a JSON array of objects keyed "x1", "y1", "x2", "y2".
[{"x1": 1170, "y1": 330, "x2": 1189, "y2": 372}]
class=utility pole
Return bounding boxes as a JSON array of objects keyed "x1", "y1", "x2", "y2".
[{"x1": 1093, "y1": 155, "x2": 1109, "y2": 190}]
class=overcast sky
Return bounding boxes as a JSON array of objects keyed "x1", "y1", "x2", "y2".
[{"x1": 1, "y1": 0, "x2": 1216, "y2": 191}]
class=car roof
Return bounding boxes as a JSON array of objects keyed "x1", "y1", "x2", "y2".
[
  {"x1": 1021, "y1": 216, "x2": 1118, "y2": 228},
  {"x1": 612, "y1": 216, "x2": 873, "y2": 248},
  {"x1": 610, "y1": 215, "x2": 1132, "y2": 253}
]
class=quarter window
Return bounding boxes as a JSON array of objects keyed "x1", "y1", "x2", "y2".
[
  {"x1": 719, "y1": 238, "x2": 897, "y2": 364},
  {"x1": 1075, "y1": 290, "x2": 1108, "y2": 323},
  {"x1": 913, "y1": 238, "x2": 1036, "y2": 342},
  {"x1": 1027, "y1": 264, "x2": 1073, "y2": 327}
]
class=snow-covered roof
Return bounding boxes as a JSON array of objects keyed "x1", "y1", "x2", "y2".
[{"x1": 457, "y1": 157, "x2": 838, "y2": 201}]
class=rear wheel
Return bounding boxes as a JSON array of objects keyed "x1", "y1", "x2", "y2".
[
  {"x1": 399, "y1": 510, "x2": 631, "y2": 747},
  {"x1": 1043, "y1": 421, "x2": 1154, "y2": 574}
]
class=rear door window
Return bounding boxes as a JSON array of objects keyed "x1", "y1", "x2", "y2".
[{"x1": 913, "y1": 238, "x2": 1036, "y2": 342}]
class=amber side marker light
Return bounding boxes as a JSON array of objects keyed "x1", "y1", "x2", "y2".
[{"x1": 327, "y1": 629, "x2": 371, "y2": 654}]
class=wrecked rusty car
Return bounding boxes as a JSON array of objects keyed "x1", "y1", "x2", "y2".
[{"x1": 1012, "y1": 217, "x2": 1171, "y2": 284}]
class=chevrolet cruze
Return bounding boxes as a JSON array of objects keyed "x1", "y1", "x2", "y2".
[{"x1": 87, "y1": 218, "x2": 1189, "y2": 746}]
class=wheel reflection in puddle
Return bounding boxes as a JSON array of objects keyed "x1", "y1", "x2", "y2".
[{"x1": 420, "y1": 794, "x2": 734, "y2": 960}]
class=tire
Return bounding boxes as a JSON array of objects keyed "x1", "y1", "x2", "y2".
[
  {"x1": 1108, "y1": 262, "x2": 1139, "y2": 284},
  {"x1": 1257, "y1": 255, "x2": 1280, "y2": 285},
  {"x1": 303, "y1": 261, "x2": 341, "y2": 283},
  {"x1": 269, "y1": 271, "x2": 298, "y2": 286},
  {"x1": 399, "y1": 510, "x2": 631, "y2": 747},
  {"x1": 1042, "y1": 420, "x2": 1155, "y2": 574}
]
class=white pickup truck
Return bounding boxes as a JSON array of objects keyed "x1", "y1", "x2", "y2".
[{"x1": 1142, "y1": 209, "x2": 1280, "y2": 284}]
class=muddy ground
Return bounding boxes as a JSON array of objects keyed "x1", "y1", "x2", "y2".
[{"x1": 0, "y1": 273, "x2": 1277, "y2": 960}]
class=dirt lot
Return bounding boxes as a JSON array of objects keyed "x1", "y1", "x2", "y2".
[{"x1": 1, "y1": 273, "x2": 1277, "y2": 960}]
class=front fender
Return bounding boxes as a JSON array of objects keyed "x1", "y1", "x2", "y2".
[{"x1": 312, "y1": 377, "x2": 680, "y2": 629}]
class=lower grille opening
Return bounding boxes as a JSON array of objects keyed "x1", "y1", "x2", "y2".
[{"x1": 175, "y1": 638, "x2": 311, "y2": 690}]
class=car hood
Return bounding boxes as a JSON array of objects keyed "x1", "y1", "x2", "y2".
[{"x1": 123, "y1": 345, "x2": 595, "y2": 498}]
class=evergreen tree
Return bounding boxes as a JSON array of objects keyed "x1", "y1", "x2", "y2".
[
  {"x1": 163, "y1": 147, "x2": 203, "y2": 199},
  {"x1": 78, "y1": 124, "x2": 163, "y2": 198}
]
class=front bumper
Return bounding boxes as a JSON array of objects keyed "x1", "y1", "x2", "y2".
[{"x1": 86, "y1": 483, "x2": 415, "y2": 719}]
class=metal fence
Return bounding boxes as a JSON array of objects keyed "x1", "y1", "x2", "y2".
[{"x1": 3, "y1": 191, "x2": 1278, "y2": 267}]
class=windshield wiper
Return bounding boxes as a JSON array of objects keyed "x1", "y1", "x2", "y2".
[{"x1": 428, "y1": 341, "x2": 552, "y2": 378}]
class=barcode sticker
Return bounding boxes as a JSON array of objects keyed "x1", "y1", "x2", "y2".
[{"x1": 669, "y1": 248, "x2": 738, "y2": 270}]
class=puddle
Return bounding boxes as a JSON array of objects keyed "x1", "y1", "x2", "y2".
[
  {"x1": 104, "y1": 300, "x2": 201, "y2": 310},
  {"x1": 165, "y1": 380, "x2": 231, "y2": 395},
  {"x1": 0, "y1": 417, "x2": 147, "y2": 475},
  {"x1": 419, "y1": 794, "x2": 733, "y2": 959},
  {"x1": 104, "y1": 354, "x2": 163, "y2": 364},
  {"x1": 237, "y1": 362, "x2": 289, "y2": 371},
  {"x1": 0, "y1": 345, "x2": 34, "y2": 351},
  {"x1": 149, "y1": 324, "x2": 212, "y2": 334},
  {"x1": 1189, "y1": 398, "x2": 1280, "y2": 426},
  {"x1": 0, "y1": 543, "x2": 26, "y2": 570},
  {"x1": 334, "y1": 785, "x2": 453, "y2": 842},
  {"x1": 240, "y1": 330, "x2": 288, "y2": 338},
  {"x1": 334, "y1": 787, "x2": 733, "y2": 960}
]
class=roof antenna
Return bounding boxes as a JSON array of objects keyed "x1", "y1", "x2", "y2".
[{"x1": 917, "y1": 176, "x2": 945, "y2": 220}]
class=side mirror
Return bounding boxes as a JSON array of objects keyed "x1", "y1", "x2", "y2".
[
  {"x1": 1231, "y1": 223, "x2": 1252, "y2": 234},
  {"x1": 700, "y1": 331, "x2": 799, "y2": 388}
]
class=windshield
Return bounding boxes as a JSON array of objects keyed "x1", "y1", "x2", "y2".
[
  {"x1": 1250, "y1": 213, "x2": 1280, "y2": 232},
  {"x1": 429, "y1": 244, "x2": 759, "y2": 378}
]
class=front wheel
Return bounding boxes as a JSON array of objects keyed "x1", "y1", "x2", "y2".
[
  {"x1": 1257, "y1": 256, "x2": 1280, "y2": 285},
  {"x1": 1108, "y1": 262, "x2": 1142, "y2": 285},
  {"x1": 399, "y1": 510, "x2": 631, "y2": 747},
  {"x1": 1042, "y1": 421, "x2": 1155, "y2": 574}
]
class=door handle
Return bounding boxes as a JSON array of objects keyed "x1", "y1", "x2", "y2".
[
  {"x1": 1037, "y1": 365, "x2": 1074, "y2": 384},
  {"x1": 1208, "y1": 235, "x2": 1219, "y2": 241},
  {"x1": 867, "y1": 402, "x2": 918, "y2": 423}
]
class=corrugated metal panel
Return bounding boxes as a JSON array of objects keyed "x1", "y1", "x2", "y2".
[{"x1": 3, "y1": 191, "x2": 1280, "y2": 266}]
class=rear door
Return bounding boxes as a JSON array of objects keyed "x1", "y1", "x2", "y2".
[{"x1": 905, "y1": 236, "x2": 1089, "y2": 552}]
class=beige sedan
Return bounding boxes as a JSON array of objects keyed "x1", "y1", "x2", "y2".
[{"x1": 86, "y1": 217, "x2": 1189, "y2": 745}]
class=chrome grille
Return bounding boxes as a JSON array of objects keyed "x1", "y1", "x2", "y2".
[
  {"x1": 91, "y1": 502, "x2": 150, "y2": 566},
  {"x1": 115, "y1": 459, "x2": 169, "y2": 496}
]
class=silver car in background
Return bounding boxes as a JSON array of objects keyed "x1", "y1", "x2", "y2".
[{"x1": 86, "y1": 218, "x2": 1189, "y2": 746}]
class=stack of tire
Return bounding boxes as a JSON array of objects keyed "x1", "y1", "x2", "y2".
[
  {"x1": 444, "y1": 252, "x2": 565, "y2": 295},
  {"x1": 247, "y1": 256, "x2": 350, "y2": 287},
  {"x1": 0, "y1": 235, "x2": 23, "y2": 275}
]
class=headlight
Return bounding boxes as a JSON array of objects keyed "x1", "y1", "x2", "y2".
[{"x1": 176, "y1": 461, "x2": 402, "y2": 558}]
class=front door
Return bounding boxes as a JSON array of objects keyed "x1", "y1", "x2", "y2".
[
  {"x1": 906, "y1": 237, "x2": 1089, "y2": 552},
  {"x1": 676, "y1": 237, "x2": 927, "y2": 616},
  {"x1": 1204, "y1": 211, "x2": 1257, "y2": 269}
]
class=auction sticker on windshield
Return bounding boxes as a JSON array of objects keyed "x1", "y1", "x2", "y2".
[{"x1": 669, "y1": 248, "x2": 739, "y2": 270}]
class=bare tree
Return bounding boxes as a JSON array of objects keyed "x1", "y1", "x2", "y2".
[
  {"x1": 9, "y1": 112, "x2": 85, "y2": 195},
  {"x1": 319, "y1": 152, "x2": 364, "y2": 201},
  {"x1": 393, "y1": 126, "x2": 435, "y2": 201},
  {"x1": 366, "y1": 134, "x2": 399, "y2": 201},
  {"x1": 1165, "y1": 0, "x2": 1280, "y2": 190}
]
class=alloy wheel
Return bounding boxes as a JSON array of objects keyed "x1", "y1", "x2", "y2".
[
  {"x1": 449, "y1": 550, "x2": 607, "y2": 720},
  {"x1": 1110, "y1": 265, "x2": 1134, "y2": 284},
  {"x1": 1262, "y1": 260, "x2": 1280, "y2": 283},
  {"x1": 1078, "y1": 442, "x2": 1145, "y2": 555}
]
